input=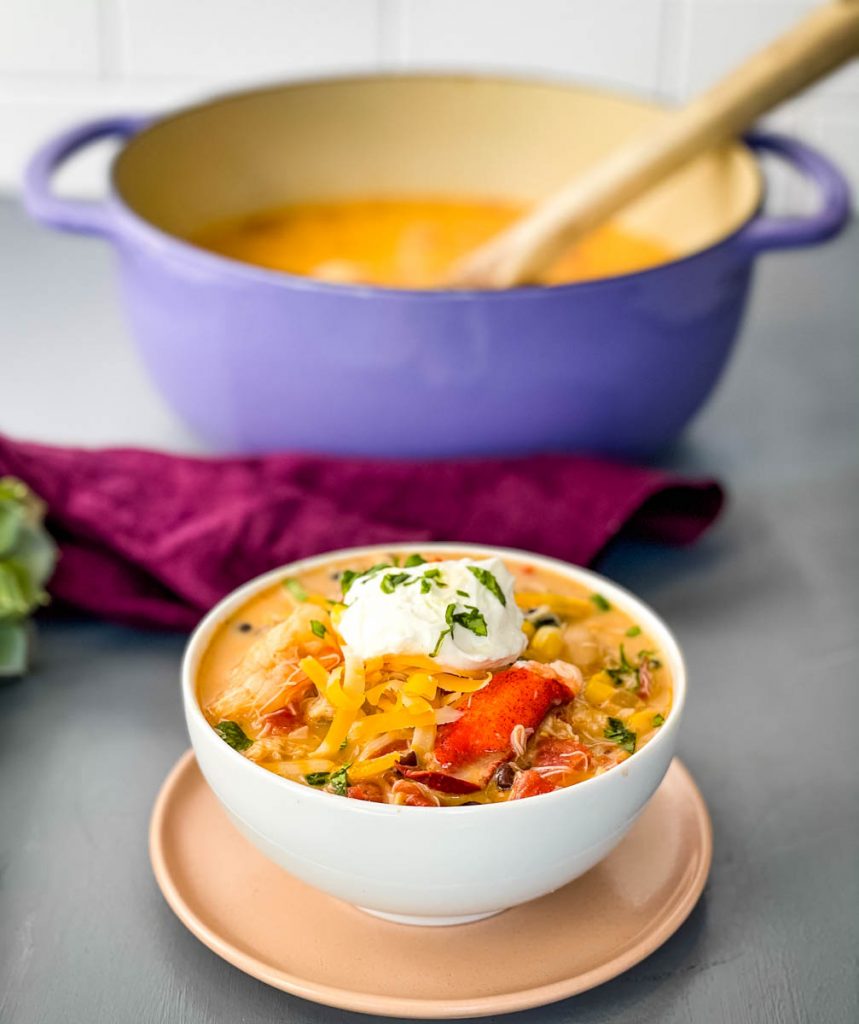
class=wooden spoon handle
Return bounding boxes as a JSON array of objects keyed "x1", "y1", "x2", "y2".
[{"x1": 448, "y1": 0, "x2": 859, "y2": 289}]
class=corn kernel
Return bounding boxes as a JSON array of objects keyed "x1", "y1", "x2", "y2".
[
  {"x1": 628, "y1": 709, "x2": 656, "y2": 735},
  {"x1": 522, "y1": 620, "x2": 536, "y2": 641},
  {"x1": 584, "y1": 671, "x2": 616, "y2": 705},
  {"x1": 531, "y1": 625, "x2": 564, "y2": 660}
]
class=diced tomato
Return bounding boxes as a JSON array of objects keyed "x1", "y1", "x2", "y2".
[
  {"x1": 347, "y1": 782, "x2": 385, "y2": 803},
  {"x1": 432, "y1": 666, "x2": 575, "y2": 783},
  {"x1": 396, "y1": 768, "x2": 481, "y2": 794},
  {"x1": 260, "y1": 706, "x2": 298, "y2": 735},
  {"x1": 508, "y1": 769, "x2": 557, "y2": 801},
  {"x1": 532, "y1": 738, "x2": 591, "y2": 771}
]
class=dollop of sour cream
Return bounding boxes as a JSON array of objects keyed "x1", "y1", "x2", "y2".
[{"x1": 338, "y1": 557, "x2": 527, "y2": 671}]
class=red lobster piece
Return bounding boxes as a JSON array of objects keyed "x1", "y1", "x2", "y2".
[{"x1": 429, "y1": 663, "x2": 578, "y2": 787}]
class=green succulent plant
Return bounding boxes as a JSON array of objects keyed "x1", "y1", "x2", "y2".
[{"x1": 0, "y1": 477, "x2": 57, "y2": 678}]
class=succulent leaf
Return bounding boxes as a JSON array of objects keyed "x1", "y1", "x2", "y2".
[{"x1": 0, "y1": 477, "x2": 57, "y2": 678}]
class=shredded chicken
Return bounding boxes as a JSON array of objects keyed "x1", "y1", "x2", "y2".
[
  {"x1": 207, "y1": 604, "x2": 329, "y2": 721},
  {"x1": 510, "y1": 723, "x2": 533, "y2": 758},
  {"x1": 515, "y1": 658, "x2": 583, "y2": 695}
]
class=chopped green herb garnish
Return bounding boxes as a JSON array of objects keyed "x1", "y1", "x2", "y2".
[
  {"x1": 380, "y1": 571, "x2": 410, "y2": 594},
  {"x1": 215, "y1": 720, "x2": 253, "y2": 752},
  {"x1": 430, "y1": 607, "x2": 453, "y2": 657},
  {"x1": 606, "y1": 644, "x2": 636, "y2": 686},
  {"x1": 283, "y1": 577, "x2": 308, "y2": 602},
  {"x1": 404, "y1": 554, "x2": 426, "y2": 567},
  {"x1": 604, "y1": 717, "x2": 636, "y2": 754},
  {"x1": 418, "y1": 567, "x2": 446, "y2": 594},
  {"x1": 329, "y1": 764, "x2": 350, "y2": 796},
  {"x1": 606, "y1": 644, "x2": 661, "y2": 693},
  {"x1": 451, "y1": 605, "x2": 488, "y2": 637},
  {"x1": 430, "y1": 603, "x2": 456, "y2": 657},
  {"x1": 430, "y1": 602, "x2": 489, "y2": 658},
  {"x1": 625, "y1": 625, "x2": 641, "y2": 637},
  {"x1": 339, "y1": 738, "x2": 349, "y2": 750},
  {"x1": 305, "y1": 771, "x2": 330, "y2": 786},
  {"x1": 639, "y1": 650, "x2": 662, "y2": 669},
  {"x1": 467, "y1": 565, "x2": 506, "y2": 606},
  {"x1": 590, "y1": 593, "x2": 611, "y2": 612},
  {"x1": 340, "y1": 562, "x2": 391, "y2": 597},
  {"x1": 652, "y1": 714, "x2": 665, "y2": 727},
  {"x1": 429, "y1": 630, "x2": 449, "y2": 657},
  {"x1": 310, "y1": 619, "x2": 327, "y2": 638},
  {"x1": 456, "y1": 589, "x2": 469, "y2": 597}
]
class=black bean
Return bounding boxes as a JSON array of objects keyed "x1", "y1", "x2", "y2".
[
  {"x1": 494, "y1": 763, "x2": 516, "y2": 790},
  {"x1": 237, "y1": 622, "x2": 253, "y2": 633},
  {"x1": 532, "y1": 614, "x2": 562, "y2": 629},
  {"x1": 397, "y1": 750, "x2": 418, "y2": 768}
]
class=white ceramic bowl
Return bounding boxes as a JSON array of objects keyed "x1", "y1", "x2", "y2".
[{"x1": 183, "y1": 544, "x2": 686, "y2": 926}]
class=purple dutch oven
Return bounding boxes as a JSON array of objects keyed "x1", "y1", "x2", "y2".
[{"x1": 24, "y1": 76, "x2": 850, "y2": 458}]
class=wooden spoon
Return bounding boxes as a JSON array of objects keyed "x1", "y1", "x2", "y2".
[{"x1": 447, "y1": 0, "x2": 859, "y2": 289}]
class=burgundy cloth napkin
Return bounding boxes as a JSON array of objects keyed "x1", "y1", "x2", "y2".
[{"x1": 0, "y1": 435, "x2": 723, "y2": 631}]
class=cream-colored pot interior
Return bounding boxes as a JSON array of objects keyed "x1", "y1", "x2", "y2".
[{"x1": 114, "y1": 74, "x2": 762, "y2": 260}]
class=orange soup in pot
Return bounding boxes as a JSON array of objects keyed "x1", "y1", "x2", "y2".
[
  {"x1": 194, "y1": 197, "x2": 672, "y2": 288},
  {"x1": 198, "y1": 551, "x2": 673, "y2": 806}
]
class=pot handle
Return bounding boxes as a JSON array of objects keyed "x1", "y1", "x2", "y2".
[
  {"x1": 23, "y1": 115, "x2": 148, "y2": 239},
  {"x1": 734, "y1": 131, "x2": 851, "y2": 254}
]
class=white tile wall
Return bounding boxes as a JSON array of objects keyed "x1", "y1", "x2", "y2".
[
  {"x1": 1, "y1": 0, "x2": 856, "y2": 204},
  {"x1": 117, "y1": 0, "x2": 383, "y2": 81},
  {"x1": 0, "y1": 0, "x2": 100, "y2": 76},
  {"x1": 398, "y1": 0, "x2": 665, "y2": 94}
]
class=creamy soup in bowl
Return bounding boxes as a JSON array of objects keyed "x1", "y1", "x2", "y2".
[{"x1": 184, "y1": 544, "x2": 685, "y2": 925}]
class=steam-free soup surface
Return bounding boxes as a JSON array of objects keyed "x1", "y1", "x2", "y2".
[
  {"x1": 199, "y1": 551, "x2": 672, "y2": 806},
  {"x1": 194, "y1": 198, "x2": 671, "y2": 288}
]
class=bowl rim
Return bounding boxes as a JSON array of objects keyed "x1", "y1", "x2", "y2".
[
  {"x1": 183, "y1": 542, "x2": 687, "y2": 814},
  {"x1": 108, "y1": 70, "x2": 764, "y2": 299}
]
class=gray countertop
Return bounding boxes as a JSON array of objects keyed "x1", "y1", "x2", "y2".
[{"x1": 1, "y1": 199, "x2": 857, "y2": 1024}]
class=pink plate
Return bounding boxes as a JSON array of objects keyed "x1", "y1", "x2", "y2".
[{"x1": 150, "y1": 751, "x2": 711, "y2": 1018}]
